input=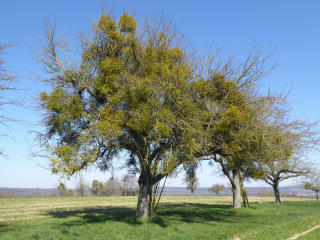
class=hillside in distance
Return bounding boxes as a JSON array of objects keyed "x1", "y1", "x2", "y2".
[{"x1": 0, "y1": 186, "x2": 315, "y2": 198}]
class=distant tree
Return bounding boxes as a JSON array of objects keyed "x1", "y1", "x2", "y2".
[
  {"x1": 98, "y1": 182, "x2": 104, "y2": 195},
  {"x1": 303, "y1": 169, "x2": 320, "y2": 201},
  {"x1": 90, "y1": 180, "x2": 99, "y2": 196},
  {"x1": 64, "y1": 189, "x2": 76, "y2": 197},
  {"x1": 208, "y1": 184, "x2": 225, "y2": 196},
  {"x1": 104, "y1": 177, "x2": 121, "y2": 196},
  {"x1": 57, "y1": 182, "x2": 66, "y2": 197},
  {"x1": 32, "y1": 188, "x2": 41, "y2": 198},
  {"x1": 74, "y1": 175, "x2": 87, "y2": 197},
  {"x1": 182, "y1": 166, "x2": 199, "y2": 196},
  {"x1": 121, "y1": 174, "x2": 138, "y2": 196},
  {"x1": 50, "y1": 190, "x2": 57, "y2": 197}
]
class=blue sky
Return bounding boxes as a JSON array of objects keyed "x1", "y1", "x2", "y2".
[{"x1": 1, "y1": 0, "x2": 320, "y2": 189}]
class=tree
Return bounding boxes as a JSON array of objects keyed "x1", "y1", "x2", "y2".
[
  {"x1": 190, "y1": 55, "x2": 285, "y2": 208},
  {"x1": 0, "y1": 42, "x2": 21, "y2": 157},
  {"x1": 34, "y1": 11, "x2": 203, "y2": 218},
  {"x1": 303, "y1": 169, "x2": 320, "y2": 201},
  {"x1": 90, "y1": 180, "x2": 100, "y2": 196},
  {"x1": 121, "y1": 174, "x2": 138, "y2": 196},
  {"x1": 260, "y1": 157, "x2": 311, "y2": 204},
  {"x1": 195, "y1": 66, "x2": 320, "y2": 208},
  {"x1": 104, "y1": 177, "x2": 121, "y2": 196},
  {"x1": 208, "y1": 183, "x2": 225, "y2": 196},
  {"x1": 57, "y1": 182, "x2": 66, "y2": 197},
  {"x1": 74, "y1": 175, "x2": 87, "y2": 197},
  {"x1": 182, "y1": 165, "x2": 199, "y2": 196},
  {"x1": 256, "y1": 100, "x2": 319, "y2": 204}
]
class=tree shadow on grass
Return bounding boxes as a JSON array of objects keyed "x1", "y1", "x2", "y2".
[
  {"x1": 156, "y1": 203, "x2": 244, "y2": 225},
  {"x1": 44, "y1": 206, "x2": 147, "y2": 227},
  {"x1": 43, "y1": 202, "x2": 253, "y2": 229},
  {"x1": 0, "y1": 223, "x2": 13, "y2": 235},
  {"x1": 0, "y1": 223, "x2": 9, "y2": 229}
]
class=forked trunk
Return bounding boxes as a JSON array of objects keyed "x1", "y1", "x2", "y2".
[
  {"x1": 136, "y1": 168, "x2": 152, "y2": 218},
  {"x1": 232, "y1": 169, "x2": 241, "y2": 208},
  {"x1": 273, "y1": 183, "x2": 282, "y2": 204}
]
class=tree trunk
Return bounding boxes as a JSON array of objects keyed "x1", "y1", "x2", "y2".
[
  {"x1": 191, "y1": 189, "x2": 194, "y2": 196},
  {"x1": 273, "y1": 183, "x2": 282, "y2": 204},
  {"x1": 136, "y1": 168, "x2": 152, "y2": 218},
  {"x1": 232, "y1": 169, "x2": 241, "y2": 208},
  {"x1": 316, "y1": 192, "x2": 319, "y2": 202}
]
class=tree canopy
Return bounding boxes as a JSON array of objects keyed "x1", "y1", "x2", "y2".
[{"x1": 34, "y1": 12, "x2": 209, "y2": 218}]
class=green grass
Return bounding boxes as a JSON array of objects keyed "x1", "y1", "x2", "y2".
[{"x1": 0, "y1": 196, "x2": 320, "y2": 239}]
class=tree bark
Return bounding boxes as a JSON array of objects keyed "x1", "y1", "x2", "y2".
[
  {"x1": 232, "y1": 169, "x2": 241, "y2": 208},
  {"x1": 191, "y1": 189, "x2": 194, "y2": 196},
  {"x1": 136, "y1": 168, "x2": 152, "y2": 218},
  {"x1": 273, "y1": 183, "x2": 282, "y2": 204}
]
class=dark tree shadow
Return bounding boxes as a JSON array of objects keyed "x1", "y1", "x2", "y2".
[
  {"x1": 44, "y1": 206, "x2": 146, "y2": 227},
  {"x1": 156, "y1": 203, "x2": 242, "y2": 225},
  {"x1": 0, "y1": 224, "x2": 8, "y2": 228},
  {"x1": 42, "y1": 202, "x2": 254, "y2": 229},
  {"x1": 0, "y1": 223, "x2": 13, "y2": 235}
]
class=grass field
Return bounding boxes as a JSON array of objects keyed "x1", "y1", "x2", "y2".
[{"x1": 0, "y1": 196, "x2": 320, "y2": 239}]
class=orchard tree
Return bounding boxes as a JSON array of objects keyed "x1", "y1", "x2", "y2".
[
  {"x1": 303, "y1": 169, "x2": 320, "y2": 201},
  {"x1": 90, "y1": 180, "x2": 100, "y2": 196},
  {"x1": 196, "y1": 72, "x2": 278, "y2": 208},
  {"x1": 74, "y1": 175, "x2": 87, "y2": 197},
  {"x1": 57, "y1": 182, "x2": 66, "y2": 197},
  {"x1": 121, "y1": 174, "x2": 138, "y2": 196},
  {"x1": 260, "y1": 156, "x2": 312, "y2": 204},
  {"x1": 33, "y1": 11, "x2": 204, "y2": 218},
  {"x1": 256, "y1": 98, "x2": 319, "y2": 204},
  {"x1": 182, "y1": 165, "x2": 199, "y2": 196},
  {"x1": 208, "y1": 183, "x2": 225, "y2": 196},
  {"x1": 195, "y1": 67, "x2": 320, "y2": 208},
  {"x1": 104, "y1": 177, "x2": 121, "y2": 196}
]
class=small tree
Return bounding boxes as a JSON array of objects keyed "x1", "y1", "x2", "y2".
[
  {"x1": 182, "y1": 166, "x2": 199, "y2": 196},
  {"x1": 105, "y1": 177, "x2": 121, "y2": 196},
  {"x1": 64, "y1": 189, "x2": 76, "y2": 197},
  {"x1": 208, "y1": 183, "x2": 225, "y2": 196},
  {"x1": 260, "y1": 157, "x2": 311, "y2": 204},
  {"x1": 98, "y1": 182, "x2": 104, "y2": 195},
  {"x1": 90, "y1": 180, "x2": 99, "y2": 196},
  {"x1": 121, "y1": 174, "x2": 138, "y2": 196},
  {"x1": 74, "y1": 175, "x2": 87, "y2": 197},
  {"x1": 32, "y1": 188, "x2": 41, "y2": 198},
  {"x1": 57, "y1": 182, "x2": 66, "y2": 197},
  {"x1": 303, "y1": 169, "x2": 320, "y2": 201}
]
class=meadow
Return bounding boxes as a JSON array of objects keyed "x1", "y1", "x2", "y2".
[{"x1": 0, "y1": 196, "x2": 320, "y2": 240}]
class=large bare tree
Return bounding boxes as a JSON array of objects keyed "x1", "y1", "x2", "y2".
[{"x1": 0, "y1": 42, "x2": 21, "y2": 157}]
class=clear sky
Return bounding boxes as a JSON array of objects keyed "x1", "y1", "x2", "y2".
[{"x1": 1, "y1": 0, "x2": 320, "y2": 189}]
